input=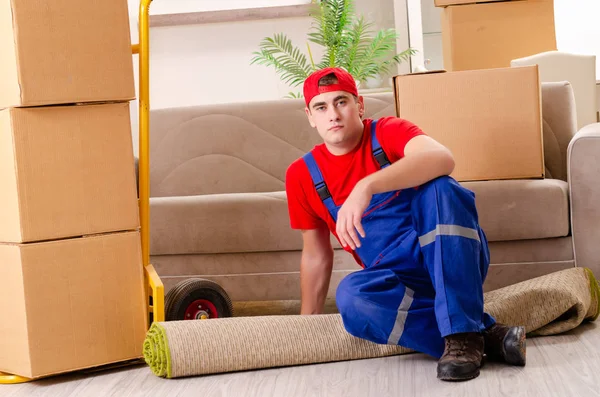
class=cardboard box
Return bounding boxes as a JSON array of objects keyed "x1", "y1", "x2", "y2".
[
  {"x1": 435, "y1": 0, "x2": 512, "y2": 6},
  {"x1": 441, "y1": 0, "x2": 556, "y2": 71},
  {"x1": 0, "y1": 0, "x2": 135, "y2": 107},
  {"x1": 0, "y1": 231, "x2": 147, "y2": 379},
  {"x1": 0, "y1": 102, "x2": 139, "y2": 243},
  {"x1": 393, "y1": 66, "x2": 544, "y2": 182}
]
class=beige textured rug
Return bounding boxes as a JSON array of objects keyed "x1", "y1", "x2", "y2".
[{"x1": 144, "y1": 267, "x2": 599, "y2": 378}]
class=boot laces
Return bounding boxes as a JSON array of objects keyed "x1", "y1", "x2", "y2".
[{"x1": 447, "y1": 334, "x2": 473, "y2": 356}]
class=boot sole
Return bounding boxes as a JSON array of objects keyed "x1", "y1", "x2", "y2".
[
  {"x1": 437, "y1": 364, "x2": 481, "y2": 381},
  {"x1": 502, "y1": 326, "x2": 526, "y2": 366}
]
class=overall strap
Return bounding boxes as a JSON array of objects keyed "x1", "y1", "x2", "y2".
[
  {"x1": 302, "y1": 152, "x2": 338, "y2": 220},
  {"x1": 370, "y1": 119, "x2": 391, "y2": 169}
]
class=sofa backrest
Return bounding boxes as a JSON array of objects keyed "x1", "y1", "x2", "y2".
[
  {"x1": 148, "y1": 93, "x2": 395, "y2": 197},
  {"x1": 540, "y1": 81, "x2": 578, "y2": 181},
  {"x1": 147, "y1": 83, "x2": 577, "y2": 197}
]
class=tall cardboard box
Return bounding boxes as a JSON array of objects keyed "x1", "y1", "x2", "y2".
[
  {"x1": 0, "y1": 231, "x2": 147, "y2": 379},
  {"x1": 393, "y1": 66, "x2": 544, "y2": 182},
  {"x1": 0, "y1": 102, "x2": 139, "y2": 243},
  {"x1": 441, "y1": 0, "x2": 557, "y2": 71},
  {"x1": 0, "y1": 0, "x2": 135, "y2": 107}
]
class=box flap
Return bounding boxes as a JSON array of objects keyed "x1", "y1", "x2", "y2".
[
  {"x1": 0, "y1": 109, "x2": 23, "y2": 241},
  {"x1": 0, "y1": 0, "x2": 21, "y2": 107},
  {"x1": 0, "y1": 244, "x2": 31, "y2": 377}
]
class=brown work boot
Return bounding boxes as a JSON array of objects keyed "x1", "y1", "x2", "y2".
[
  {"x1": 437, "y1": 332, "x2": 484, "y2": 381},
  {"x1": 482, "y1": 323, "x2": 526, "y2": 366}
]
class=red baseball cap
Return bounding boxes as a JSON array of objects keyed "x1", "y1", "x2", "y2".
[{"x1": 303, "y1": 67, "x2": 358, "y2": 107}]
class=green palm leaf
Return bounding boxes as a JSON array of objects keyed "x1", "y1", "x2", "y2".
[
  {"x1": 342, "y1": 16, "x2": 372, "y2": 75},
  {"x1": 252, "y1": 0, "x2": 415, "y2": 97},
  {"x1": 251, "y1": 33, "x2": 312, "y2": 87},
  {"x1": 309, "y1": 0, "x2": 355, "y2": 67},
  {"x1": 353, "y1": 29, "x2": 402, "y2": 82}
]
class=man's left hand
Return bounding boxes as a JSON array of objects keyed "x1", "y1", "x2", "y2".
[{"x1": 336, "y1": 180, "x2": 372, "y2": 250}]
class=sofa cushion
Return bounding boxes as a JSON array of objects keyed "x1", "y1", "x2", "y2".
[
  {"x1": 464, "y1": 179, "x2": 569, "y2": 241},
  {"x1": 149, "y1": 179, "x2": 570, "y2": 255}
]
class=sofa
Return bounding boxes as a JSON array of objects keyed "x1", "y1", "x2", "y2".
[{"x1": 142, "y1": 81, "x2": 600, "y2": 303}]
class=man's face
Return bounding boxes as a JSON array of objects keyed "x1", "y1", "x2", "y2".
[{"x1": 305, "y1": 90, "x2": 365, "y2": 151}]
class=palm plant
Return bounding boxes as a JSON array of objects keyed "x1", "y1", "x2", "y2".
[{"x1": 251, "y1": 0, "x2": 416, "y2": 97}]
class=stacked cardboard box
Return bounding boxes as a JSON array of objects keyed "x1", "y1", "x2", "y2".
[
  {"x1": 0, "y1": 0, "x2": 147, "y2": 379},
  {"x1": 393, "y1": 66, "x2": 544, "y2": 182},
  {"x1": 437, "y1": 0, "x2": 557, "y2": 72}
]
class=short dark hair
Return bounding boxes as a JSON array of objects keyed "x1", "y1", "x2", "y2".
[
  {"x1": 318, "y1": 73, "x2": 338, "y2": 86},
  {"x1": 317, "y1": 73, "x2": 358, "y2": 102}
]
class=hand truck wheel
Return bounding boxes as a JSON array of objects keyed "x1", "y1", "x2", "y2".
[{"x1": 165, "y1": 278, "x2": 233, "y2": 321}]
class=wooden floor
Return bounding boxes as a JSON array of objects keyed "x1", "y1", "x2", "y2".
[{"x1": 2, "y1": 320, "x2": 599, "y2": 397}]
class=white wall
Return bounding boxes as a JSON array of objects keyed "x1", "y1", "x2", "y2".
[
  {"x1": 554, "y1": 0, "x2": 600, "y2": 78},
  {"x1": 131, "y1": 18, "x2": 320, "y2": 109},
  {"x1": 128, "y1": 0, "x2": 399, "y2": 111}
]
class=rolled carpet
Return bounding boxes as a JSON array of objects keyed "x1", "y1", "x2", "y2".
[{"x1": 144, "y1": 267, "x2": 600, "y2": 378}]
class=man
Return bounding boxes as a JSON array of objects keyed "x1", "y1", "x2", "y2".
[{"x1": 285, "y1": 67, "x2": 526, "y2": 381}]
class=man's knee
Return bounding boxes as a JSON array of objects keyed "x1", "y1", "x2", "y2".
[
  {"x1": 418, "y1": 175, "x2": 475, "y2": 205},
  {"x1": 421, "y1": 175, "x2": 460, "y2": 193},
  {"x1": 335, "y1": 275, "x2": 359, "y2": 315}
]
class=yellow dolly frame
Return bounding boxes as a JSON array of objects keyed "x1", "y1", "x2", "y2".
[
  {"x1": 0, "y1": 0, "x2": 163, "y2": 384},
  {"x1": 135, "y1": 0, "x2": 166, "y2": 328}
]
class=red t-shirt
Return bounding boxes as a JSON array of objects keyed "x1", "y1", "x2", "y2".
[{"x1": 285, "y1": 116, "x2": 426, "y2": 264}]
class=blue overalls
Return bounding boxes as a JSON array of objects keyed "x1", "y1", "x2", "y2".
[{"x1": 302, "y1": 120, "x2": 496, "y2": 358}]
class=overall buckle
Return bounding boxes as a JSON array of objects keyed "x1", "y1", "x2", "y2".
[
  {"x1": 373, "y1": 148, "x2": 391, "y2": 168},
  {"x1": 315, "y1": 182, "x2": 332, "y2": 201}
]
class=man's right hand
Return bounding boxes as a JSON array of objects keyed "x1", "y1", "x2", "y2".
[
  {"x1": 300, "y1": 226, "x2": 334, "y2": 314},
  {"x1": 335, "y1": 178, "x2": 371, "y2": 250}
]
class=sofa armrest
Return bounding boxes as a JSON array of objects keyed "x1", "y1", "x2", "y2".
[{"x1": 567, "y1": 122, "x2": 600, "y2": 276}]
